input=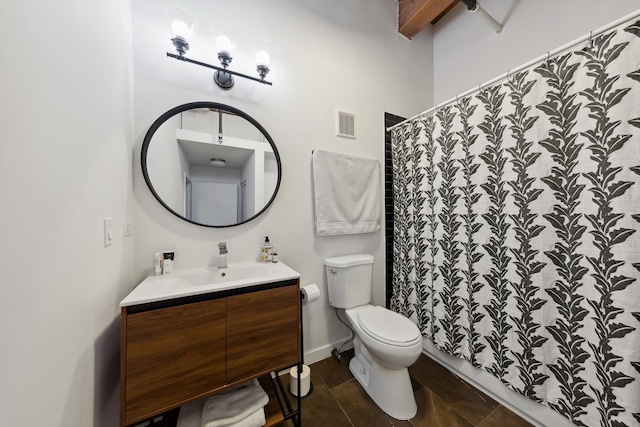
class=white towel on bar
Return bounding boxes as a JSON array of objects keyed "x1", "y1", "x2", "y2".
[
  {"x1": 312, "y1": 149, "x2": 381, "y2": 236},
  {"x1": 202, "y1": 379, "x2": 269, "y2": 427}
]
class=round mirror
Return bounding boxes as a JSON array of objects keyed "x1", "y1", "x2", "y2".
[{"x1": 141, "y1": 102, "x2": 281, "y2": 227}]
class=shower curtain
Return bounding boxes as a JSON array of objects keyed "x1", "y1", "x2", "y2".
[{"x1": 391, "y1": 18, "x2": 640, "y2": 427}]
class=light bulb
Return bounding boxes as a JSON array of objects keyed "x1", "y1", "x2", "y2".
[
  {"x1": 164, "y1": 5, "x2": 196, "y2": 39},
  {"x1": 171, "y1": 20, "x2": 191, "y2": 39},
  {"x1": 256, "y1": 49, "x2": 271, "y2": 67},
  {"x1": 254, "y1": 39, "x2": 273, "y2": 80},
  {"x1": 216, "y1": 35, "x2": 233, "y2": 55},
  {"x1": 212, "y1": 24, "x2": 236, "y2": 55}
]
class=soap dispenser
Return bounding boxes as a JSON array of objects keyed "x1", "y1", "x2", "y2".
[{"x1": 260, "y1": 236, "x2": 273, "y2": 263}]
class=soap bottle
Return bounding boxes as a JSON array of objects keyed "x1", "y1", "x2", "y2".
[
  {"x1": 153, "y1": 252, "x2": 163, "y2": 276},
  {"x1": 260, "y1": 236, "x2": 273, "y2": 263}
]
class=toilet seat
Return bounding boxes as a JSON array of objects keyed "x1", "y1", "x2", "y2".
[{"x1": 357, "y1": 306, "x2": 421, "y2": 347}]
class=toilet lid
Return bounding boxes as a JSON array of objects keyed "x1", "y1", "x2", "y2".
[{"x1": 357, "y1": 306, "x2": 420, "y2": 346}]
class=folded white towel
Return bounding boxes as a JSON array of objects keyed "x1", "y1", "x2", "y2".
[
  {"x1": 312, "y1": 149, "x2": 381, "y2": 236},
  {"x1": 225, "y1": 408, "x2": 265, "y2": 427},
  {"x1": 176, "y1": 398, "x2": 205, "y2": 427},
  {"x1": 202, "y1": 379, "x2": 269, "y2": 427}
]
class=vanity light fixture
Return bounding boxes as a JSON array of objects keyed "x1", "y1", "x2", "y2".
[
  {"x1": 164, "y1": 6, "x2": 273, "y2": 89},
  {"x1": 211, "y1": 23, "x2": 236, "y2": 90},
  {"x1": 164, "y1": 5, "x2": 196, "y2": 56},
  {"x1": 255, "y1": 39, "x2": 273, "y2": 81}
]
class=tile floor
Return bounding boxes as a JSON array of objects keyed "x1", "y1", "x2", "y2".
[{"x1": 281, "y1": 350, "x2": 534, "y2": 427}]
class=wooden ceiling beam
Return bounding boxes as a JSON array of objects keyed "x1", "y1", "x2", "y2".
[{"x1": 399, "y1": 0, "x2": 458, "y2": 39}]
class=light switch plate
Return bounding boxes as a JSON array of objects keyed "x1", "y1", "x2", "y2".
[
  {"x1": 124, "y1": 221, "x2": 133, "y2": 237},
  {"x1": 104, "y1": 218, "x2": 113, "y2": 247}
]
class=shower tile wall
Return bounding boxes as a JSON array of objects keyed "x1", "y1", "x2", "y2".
[{"x1": 384, "y1": 112, "x2": 406, "y2": 309}]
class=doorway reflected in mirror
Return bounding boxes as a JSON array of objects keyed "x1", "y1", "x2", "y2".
[{"x1": 141, "y1": 102, "x2": 281, "y2": 227}]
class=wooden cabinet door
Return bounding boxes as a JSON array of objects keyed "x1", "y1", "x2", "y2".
[
  {"x1": 123, "y1": 298, "x2": 226, "y2": 424},
  {"x1": 227, "y1": 285, "x2": 299, "y2": 382}
]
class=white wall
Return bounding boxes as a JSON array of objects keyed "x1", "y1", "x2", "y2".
[
  {"x1": 429, "y1": 2, "x2": 640, "y2": 425},
  {"x1": 0, "y1": 1, "x2": 133, "y2": 426},
  {"x1": 433, "y1": 0, "x2": 640, "y2": 103},
  {"x1": 132, "y1": 0, "x2": 433, "y2": 363}
]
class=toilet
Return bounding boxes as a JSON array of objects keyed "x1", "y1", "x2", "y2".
[{"x1": 325, "y1": 254, "x2": 422, "y2": 420}]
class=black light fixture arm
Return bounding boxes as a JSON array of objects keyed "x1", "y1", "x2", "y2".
[{"x1": 166, "y1": 52, "x2": 273, "y2": 86}]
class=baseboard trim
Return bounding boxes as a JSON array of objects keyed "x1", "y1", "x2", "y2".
[
  {"x1": 422, "y1": 340, "x2": 574, "y2": 427},
  {"x1": 304, "y1": 340, "x2": 354, "y2": 366}
]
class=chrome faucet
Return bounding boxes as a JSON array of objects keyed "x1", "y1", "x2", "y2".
[{"x1": 218, "y1": 242, "x2": 228, "y2": 269}]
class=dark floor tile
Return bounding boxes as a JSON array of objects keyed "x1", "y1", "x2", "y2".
[
  {"x1": 476, "y1": 405, "x2": 534, "y2": 427},
  {"x1": 410, "y1": 374, "x2": 424, "y2": 393},
  {"x1": 385, "y1": 414, "x2": 414, "y2": 427},
  {"x1": 408, "y1": 355, "x2": 498, "y2": 425},
  {"x1": 281, "y1": 371, "x2": 353, "y2": 427},
  {"x1": 410, "y1": 387, "x2": 474, "y2": 427},
  {"x1": 281, "y1": 353, "x2": 532, "y2": 427},
  {"x1": 310, "y1": 349, "x2": 354, "y2": 389},
  {"x1": 332, "y1": 379, "x2": 395, "y2": 427}
]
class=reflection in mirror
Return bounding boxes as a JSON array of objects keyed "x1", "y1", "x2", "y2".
[{"x1": 142, "y1": 102, "x2": 281, "y2": 227}]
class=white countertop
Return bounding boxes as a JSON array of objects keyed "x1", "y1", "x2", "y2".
[{"x1": 120, "y1": 261, "x2": 301, "y2": 307}]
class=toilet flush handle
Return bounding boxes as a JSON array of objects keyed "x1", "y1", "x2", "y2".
[{"x1": 328, "y1": 268, "x2": 337, "y2": 274}]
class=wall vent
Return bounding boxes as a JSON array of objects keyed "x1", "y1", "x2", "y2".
[{"x1": 336, "y1": 110, "x2": 356, "y2": 139}]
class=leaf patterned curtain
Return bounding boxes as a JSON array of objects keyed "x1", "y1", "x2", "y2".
[{"x1": 391, "y1": 19, "x2": 640, "y2": 427}]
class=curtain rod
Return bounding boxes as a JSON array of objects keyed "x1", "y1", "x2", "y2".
[{"x1": 387, "y1": 8, "x2": 640, "y2": 132}]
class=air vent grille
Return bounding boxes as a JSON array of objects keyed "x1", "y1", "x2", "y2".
[{"x1": 336, "y1": 110, "x2": 356, "y2": 139}]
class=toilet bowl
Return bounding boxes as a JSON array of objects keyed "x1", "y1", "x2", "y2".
[
  {"x1": 325, "y1": 254, "x2": 423, "y2": 420},
  {"x1": 344, "y1": 305, "x2": 422, "y2": 420},
  {"x1": 347, "y1": 305, "x2": 423, "y2": 368}
]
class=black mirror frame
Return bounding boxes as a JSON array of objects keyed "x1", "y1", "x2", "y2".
[{"x1": 141, "y1": 101, "x2": 282, "y2": 228}]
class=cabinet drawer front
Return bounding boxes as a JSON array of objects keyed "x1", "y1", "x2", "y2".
[
  {"x1": 124, "y1": 298, "x2": 226, "y2": 424},
  {"x1": 227, "y1": 285, "x2": 300, "y2": 382}
]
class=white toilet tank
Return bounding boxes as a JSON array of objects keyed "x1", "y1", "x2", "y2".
[{"x1": 325, "y1": 254, "x2": 374, "y2": 309}]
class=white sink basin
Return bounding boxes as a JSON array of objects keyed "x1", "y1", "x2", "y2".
[
  {"x1": 120, "y1": 261, "x2": 301, "y2": 307},
  {"x1": 181, "y1": 265, "x2": 264, "y2": 286}
]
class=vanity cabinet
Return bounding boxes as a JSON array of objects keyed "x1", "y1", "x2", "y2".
[
  {"x1": 227, "y1": 286, "x2": 300, "y2": 382},
  {"x1": 120, "y1": 280, "x2": 300, "y2": 427}
]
